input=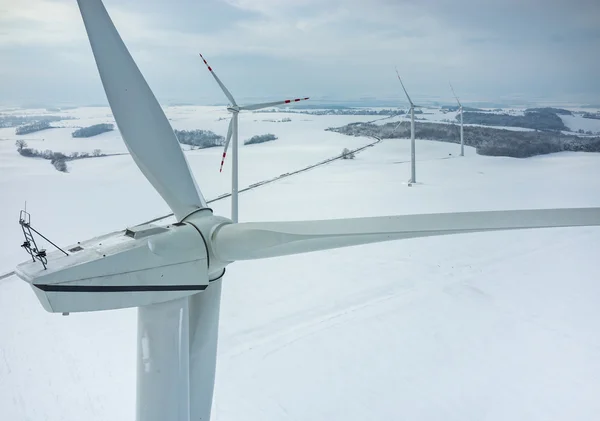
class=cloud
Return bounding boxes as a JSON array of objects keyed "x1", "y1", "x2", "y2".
[
  {"x1": 0, "y1": 0, "x2": 82, "y2": 46},
  {"x1": 0, "y1": 0, "x2": 598, "y2": 106}
]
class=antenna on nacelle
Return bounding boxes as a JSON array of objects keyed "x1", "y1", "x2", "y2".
[{"x1": 19, "y1": 209, "x2": 68, "y2": 270}]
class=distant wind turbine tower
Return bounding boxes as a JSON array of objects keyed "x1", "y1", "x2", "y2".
[
  {"x1": 199, "y1": 53, "x2": 309, "y2": 222},
  {"x1": 395, "y1": 68, "x2": 423, "y2": 185},
  {"x1": 450, "y1": 82, "x2": 464, "y2": 156}
]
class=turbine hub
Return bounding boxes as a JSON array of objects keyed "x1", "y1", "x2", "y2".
[{"x1": 181, "y1": 209, "x2": 234, "y2": 276}]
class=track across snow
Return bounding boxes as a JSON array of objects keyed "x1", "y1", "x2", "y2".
[{"x1": 140, "y1": 136, "x2": 382, "y2": 226}]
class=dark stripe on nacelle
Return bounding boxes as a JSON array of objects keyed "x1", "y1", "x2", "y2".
[{"x1": 34, "y1": 284, "x2": 208, "y2": 292}]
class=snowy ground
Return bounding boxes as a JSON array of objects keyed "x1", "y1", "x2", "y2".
[
  {"x1": 0, "y1": 106, "x2": 372, "y2": 272},
  {"x1": 1, "y1": 106, "x2": 600, "y2": 421},
  {"x1": 560, "y1": 114, "x2": 600, "y2": 133}
]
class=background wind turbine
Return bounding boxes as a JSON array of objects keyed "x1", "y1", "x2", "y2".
[
  {"x1": 395, "y1": 68, "x2": 423, "y2": 185},
  {"x1": 198, "y1": 53, "x2": 309, "y2": 223},
  {"x1": 12, "y1": 2, "x2": 600, "y2": 421},
  {"x1": 450, "y1": 82, "x2": 464, "y2": 156}
]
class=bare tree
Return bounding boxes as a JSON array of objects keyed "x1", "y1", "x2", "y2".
[
  {"x1": 341, "y1": 148, "x2": 355, "y2": 159},
  {"x1": 15, "y1": 139, "x2": 27, "y2": 151},
  {"x1": 52, "y1": 159, "x2": 68, "y2": 172}
]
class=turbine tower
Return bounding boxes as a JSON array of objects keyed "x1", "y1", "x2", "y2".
[
  {"x1": 199, "y1": 53, "x2": 309, "y2": 222},
  {"x1": 13, "y1": 2, "x2": 600, "y2": 421},
  {"x1": 450, "y1": 82, "x2": 464, "y2": 156},
  {"x1": 395, "y1": 68, "x2": 423, "y2": 185}
]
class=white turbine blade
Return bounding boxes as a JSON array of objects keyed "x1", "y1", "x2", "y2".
[
  {"x1": 219, "y1": 117, "x2": 234, "y2": 173},
  {"x1": 199, "y1": 53, "x2": 237, "y2": 107},
  {"x1": 395, "y1": 67, "x2": 413, "y2": 106},
  {"x1": 393, "y1": 121, "x2": 402, "y2": 132},
  {"x1": 214, "y1": 208, "x2": 600, "y2": 261},
  {"x1": 239, "y1": 97, "x2": 310, "y2": 111},
  {"x1": 77, "y1": 0, "x2": 206, "y2": 220},
  {"x1": 449, "y1": 82, "x2": 462, "y2": 107}
]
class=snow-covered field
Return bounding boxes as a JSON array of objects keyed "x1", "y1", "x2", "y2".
[
  {"x1": 1, "y1": 106, "x2": 600, "y2": 421},
  {"x1": 560, "y1": 114, "x2": 600, "y2": 133}
]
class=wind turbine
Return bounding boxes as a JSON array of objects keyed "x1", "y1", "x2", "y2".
[
  {"x1": 13, "y1": 2, "x2": 600, "y2": 421},
  {"x1": 450, "y1": 82, "x2": 464, "y2": 156},
  {"x1": 198, "y1": 53, "x2": 309, "y2": 223},
  {"x1": 395, "y1": 68, "x2": 423, "y2": 185}
]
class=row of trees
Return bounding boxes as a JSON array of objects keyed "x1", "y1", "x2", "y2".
[
  {"x1": 173, "y1": 129, "x2": 280, "y2": 148},
  {"x1": 15, "y1": 120, "x2": 53, "y2": 135},
  {"x1": 174, "y1": 129, "x2": 224, "y2": 148},
  {"x1": 441, "y1": 105, "x2": 483, "y2": 112},
  {"x1": 582, "y1": 112, "x2": 600, "y2": 120},
  {"x1": 327, "y1": 121, "x2": 600, "y2": 158},
  {"x1": 244, "y1": 134, "x2": 277, "y2": 145},
  {"x1": 15, "y1": 140, "x2": 104, "y2": 172},
  {"x1": 461, "y1": 110, "x2": 567, "y2": 131},
  {"x1": 72, "y1": 123, "x2": 114, "y2": 138},
  {"x1": 1, "y1": 115, "x2": 71, "y2": 129},
  {"x1": 260, "y1": 117, "x2": 292, "y2": 123},
  {"x1": 525, "y1": 107, "x2": 572, "y2": 116}
]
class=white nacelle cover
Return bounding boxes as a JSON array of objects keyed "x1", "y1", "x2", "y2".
[{"x1": 15, "y1": 223, "x2": 209, "y2": 313}]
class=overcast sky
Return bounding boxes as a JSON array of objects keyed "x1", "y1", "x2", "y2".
[{"x1": 1, "y1": 0, "x2": 599, "y2": 107}]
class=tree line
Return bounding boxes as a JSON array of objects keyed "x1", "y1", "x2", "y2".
[
  {"x1": 327, "y1": 121, "x2": 600, "y2": 158},
  {"x1": 15, "y1": 140, "x2": 105, "y2": 172}
]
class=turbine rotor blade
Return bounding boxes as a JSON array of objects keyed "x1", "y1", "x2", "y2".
[
  {"x1": 449, "y1": 82, "x2": 462, "y2": 107},
  {"x1": 77, "y1": 0, "x2": 206, "y2": 220},
  {"x1": 199, "y1": 53, "x2": 237, "y2": 107},
  {"x1": 219, "y1": 117, "x2": 234, "y2": 172},
  {"x1": 395, "y1": 67, "x2": 413, "y2": 106},
  {"x1": 239, "y1": 97, "x2": 310, "y2": 111},
  {"x1": 214, "y1": 208, "x2": 600, "y2": 261}
]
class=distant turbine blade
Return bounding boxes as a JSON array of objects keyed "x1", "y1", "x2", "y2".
[
  {"x1": 449, "y1": 82, "x2": 461, "y2": 107},
  {"x1": 395, "y1": 67, "x2": 413, "y2": 106},
  {"x1": 219, "y1": 118, "x2": 234, "y2": 173},
  {"x1": 77, "y1": 0, "x2": 206, "y2": 220},
  {"x1": 239, "y1": 97, "x2": 310, "y2": 111},
  {"x1": 199, "y1": 53, "x2": 237, "y2": 107},
  {"x1": 214, "y1": 208, "x2": 600, "y2": 261}
]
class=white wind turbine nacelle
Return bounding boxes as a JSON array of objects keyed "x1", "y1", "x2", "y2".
[
  {"x1": 13, "y1": 1, "x2": 600, "y2": 420},
  {"x1": 198, "y1": 53, "x2": 308, "y2": 222}
]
